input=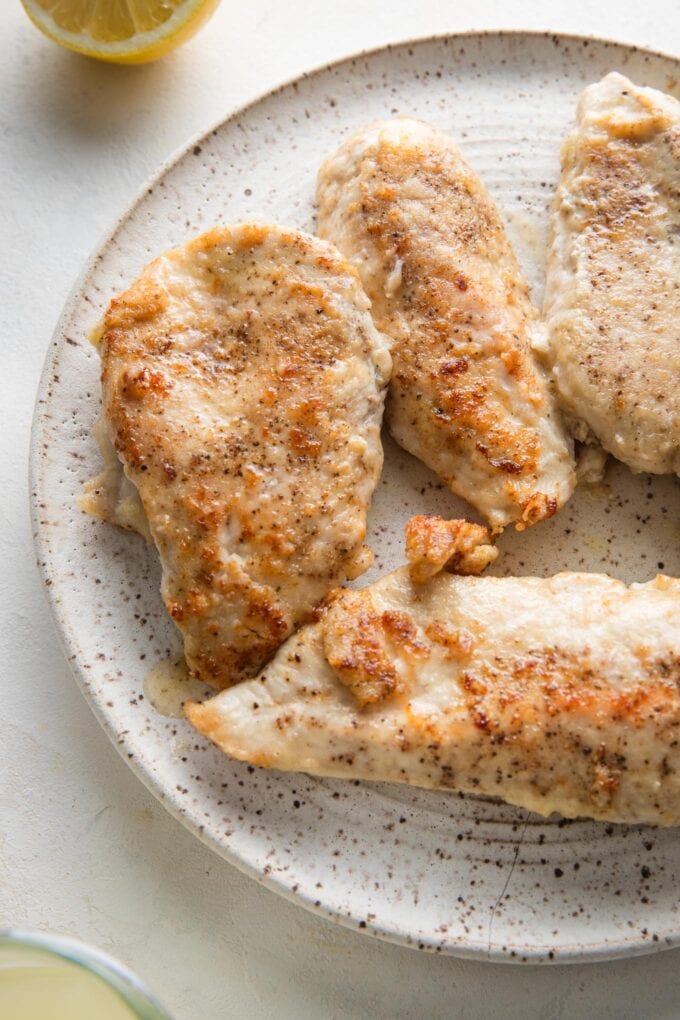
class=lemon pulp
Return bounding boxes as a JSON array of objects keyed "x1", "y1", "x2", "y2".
[{"x1": 21, "y1": 0, "x2": 221, "y2": 63}]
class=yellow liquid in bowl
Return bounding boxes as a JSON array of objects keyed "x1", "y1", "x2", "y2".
[{"x1": 0, "y1": 946, "x2": 140, "y2": 1020}]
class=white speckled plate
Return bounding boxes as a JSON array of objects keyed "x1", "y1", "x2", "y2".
[{"x1": 31, "y1": 32, "x2": 680, "y2": 963}]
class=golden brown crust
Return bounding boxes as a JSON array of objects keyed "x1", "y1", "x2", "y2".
[
  {"x1": 185, "y1": 568, "x2": 680, "y2": 826},
  {"x1": 318, "y1": 119, "x2": 575, "y2": 531},
  {"x1": 404, "y1": 515, "x2": 498, "y2": 584},
  {"x1": 321, "y1": 590, "x2": 403, "y2": 708},
  {"x1": 94, "y1": 224, "x2": 391, "y2": 688},
  {"x1": 321, "y1": 588, "x2": 430, "y2": 708}
]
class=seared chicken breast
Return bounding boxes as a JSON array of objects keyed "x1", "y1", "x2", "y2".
[
  {"x1": 317, "y1": 118, "x2": 575, "y2": 532},
  {"x1": 188, "y1": 517, "x2": 680, "y2": 826},
  {"x1": 404, "y1": 514, "x2": 498, "y2": 583},
  {"x1": 543, "y1": 72, "x2": 680, "y2": 474},
  {"x1": 85, "y1": 224, "x2": 391, "y2": 688}
]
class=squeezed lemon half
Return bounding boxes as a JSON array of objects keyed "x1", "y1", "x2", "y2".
[{"x1": 21, "y1": 0, "x2": 221, "y2": 64}]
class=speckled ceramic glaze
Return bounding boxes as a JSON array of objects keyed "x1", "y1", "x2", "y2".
[{"x1": 30, "y1": 33, "x2": 680, "y2": 963}]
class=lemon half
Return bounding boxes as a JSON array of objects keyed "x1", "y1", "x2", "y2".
[{"x1": 21, "y1": 0, "x2": 221, "y2": 64}]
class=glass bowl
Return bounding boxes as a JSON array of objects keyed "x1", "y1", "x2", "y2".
[{"x1": 0, "y1": 929, "x2": 172, "y2": 1019}]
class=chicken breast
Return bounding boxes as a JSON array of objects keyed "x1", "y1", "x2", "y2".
[
  {"x1": 81, "y1": 416, "x2": 151, "y2": 542},
  {"x1": 317, "y1": 118, "x2": 575, "y2": 532},
  {"x1": 87, "y1": 224, "x2": 391, "y2": 688},
  {"x1": 542, "y1": 72, "x2": 680, "y2": 474},
  {"x1": 187, "y1": 518, "x2": 680, "y2": 826}
]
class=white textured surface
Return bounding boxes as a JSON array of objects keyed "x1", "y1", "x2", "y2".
[{"x1": 3, "y1": 2, "x2": 680, "y2": 1017}]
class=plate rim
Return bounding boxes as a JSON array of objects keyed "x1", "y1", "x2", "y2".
[{"x1": 29, "y1": 28, "x2": 680, "y2": 966}]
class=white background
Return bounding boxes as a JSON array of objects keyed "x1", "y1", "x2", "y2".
[{"x1": 3, "y1": 2, "x2": 680, "y2": 1017}]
